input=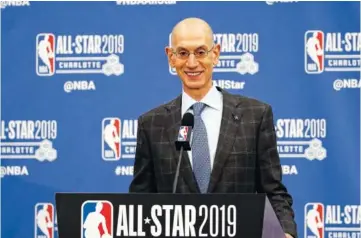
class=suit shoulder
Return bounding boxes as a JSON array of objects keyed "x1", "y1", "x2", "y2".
[
  {"x1": 137, "y1": 96, "x2": 179, "y2": 124},
  {"x1": 242, "y1": 95, "x2": 269, "y2": 107},
  {"x1": 226, "y1": 91, "x2": 271, "y2": 110},
  {"x1": 226, "y1": 93, "x2": 275, "y2": 127}
]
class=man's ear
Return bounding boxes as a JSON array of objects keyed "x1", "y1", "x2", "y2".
[
  {"x1": 212, "y1": 43, "x2": 221, "y2": 66},
  {"x1": 165, "y1": 47, "x2": 175, "y2": 68}
]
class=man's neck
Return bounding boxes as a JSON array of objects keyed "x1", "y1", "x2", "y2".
[{"x1": 184, "y1": 83, "x2": 212, "y2": 102}]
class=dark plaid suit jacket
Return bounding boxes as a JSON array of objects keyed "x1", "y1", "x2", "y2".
[{"x1": 129, "y1": 87, "x2": 297, "y2": 237}]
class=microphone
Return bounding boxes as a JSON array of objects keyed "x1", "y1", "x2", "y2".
[
  {"x1": 173, "y1": 113, "x2": 194, "y2": 193},
  {"x1": 175, "y1": 113, "x2": 194, "y2": 151}
]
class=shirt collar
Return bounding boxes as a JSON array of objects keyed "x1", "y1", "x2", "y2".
[{"x1": 181, "y1": 84, "x2": 223, "y2": 116}]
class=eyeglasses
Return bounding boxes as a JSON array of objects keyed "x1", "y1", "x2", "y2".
[{"x1": 172, "y1": 45, "x2": 214, "y2": 60}]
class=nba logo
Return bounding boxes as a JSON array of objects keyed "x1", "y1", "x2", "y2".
[
  {"x1": 35, "y1": 203, "x2": 54, "y2": 238},
  {"x1": 305, "y1": 30, "x2": 324, "y2": 74},
  {"x1": 102, "y1": 117, "x2": 121, "y2": 161},
  {"x1": 36, "y1": 33, "x2": 55, "y2": 76},
  {"x1": 81, "y1": 200, "x2": 113, "y2": 238},
  {"x1": 304, "y1": 202, "x2": 324, "y2": 238},
  {"x1": 177, "y1": 126, "x2": 188, "y2": 141}
]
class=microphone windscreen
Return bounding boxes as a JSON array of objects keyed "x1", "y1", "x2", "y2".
[{"x1": 181, "y1": 113, "x2": 194, "y2": 127}]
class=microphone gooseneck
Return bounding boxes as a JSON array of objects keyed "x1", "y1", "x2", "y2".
[{"x1": 172, "y1": 113, "x2": 194, "y2": 193}]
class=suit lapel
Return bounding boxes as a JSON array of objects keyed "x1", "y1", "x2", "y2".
[
  {"x1": 207, "y1": 90, "x2": 243, "y2": 193},
  {"x1": 164, "y1": 96, "x2": 200, "y2": 193}
]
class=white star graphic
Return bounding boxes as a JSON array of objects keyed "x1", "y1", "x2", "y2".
[{"x1": 144, "y1": 217, "x2": 151, "y2": 224}]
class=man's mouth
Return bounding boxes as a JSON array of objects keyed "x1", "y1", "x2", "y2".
[{"x1": 185, "y1": 71, "x2": 203, "y2": 76}]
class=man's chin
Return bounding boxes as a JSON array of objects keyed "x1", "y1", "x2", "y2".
[{"x1": 184, "y1": 81, "x2": 206, "y2": 90}]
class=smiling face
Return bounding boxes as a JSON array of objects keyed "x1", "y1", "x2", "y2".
[{"x1": 165, "y1": 18, "x2": 220, "y2": 100}]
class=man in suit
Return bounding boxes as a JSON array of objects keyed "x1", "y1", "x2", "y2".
[{"x1": 129, "y1": 17, "x2": 297, "y2": 238}]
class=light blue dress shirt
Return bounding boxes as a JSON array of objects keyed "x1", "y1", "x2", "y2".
[{"x1": 181, "y1": 84, "x2": 223, "y2": 169}]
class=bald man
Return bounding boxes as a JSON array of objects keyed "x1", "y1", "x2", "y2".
[{"x1": 129, "y1": 18, "x2": 297, "y2": 238}]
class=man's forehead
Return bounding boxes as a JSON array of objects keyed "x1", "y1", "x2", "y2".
[{"x1": 171, "y1": 34, "x2": 213, "y2": 49}]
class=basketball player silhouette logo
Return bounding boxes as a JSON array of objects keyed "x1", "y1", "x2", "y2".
[
  {"x1": 81, "y1": 201, "x2": 113, "y2": 238},
  {"x1": 102, "y1": 118, "x2": 121, "y2": 161},
  {"x1": 178, "y1": 126, "x2": 189, "y2": 141},
  {"x1": 305, "y1": 203, "x2": 324, "y2": 238},
  {"x1": 36, "y1": 33, "x2": 55, "y2": 76},
  {"x1": 305, "y1": 30, "x2": 324, "y2": 73},
  {"x1": 35, "y1": 203, "x2": 54, "y2": 238}
]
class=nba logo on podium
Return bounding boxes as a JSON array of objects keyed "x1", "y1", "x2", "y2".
[
  {"x1": 102, "y1": 118, "x2": 121, "y2": 161},
  {"x1": 81, "y1": 200, "x2": 113, "y2": 238},
  {"x1": 305, "y1": 30, "x2": 324, "y2": 74},
  {"x1": 36, "y1": 33, "x2": 55, "y2": 76},
  {"x1": 35, "y1": 203, "x2": 54, "y2": 238},
  {"x1": 304, "y1": 202, "x2": 324, "y2": 238},
  {"x1": 178, "y1": 126, "x2": 189, "y2": 141}
]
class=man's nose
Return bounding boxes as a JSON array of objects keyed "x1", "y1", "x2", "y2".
[{"x1": 186, "y1": 54, "x2": 199, "y2": 68}]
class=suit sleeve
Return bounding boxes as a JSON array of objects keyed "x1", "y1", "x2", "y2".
[
  {"x1": 128, "y1": 116, "x2": 157, "y2": 193},
  {"x1": 256, "y1": 104, "x2": 298, "y2": 238}
]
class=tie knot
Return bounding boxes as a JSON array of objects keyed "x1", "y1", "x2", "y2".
[{"x1": 192, "y1": 102, "x2": 206, "y2": 116}]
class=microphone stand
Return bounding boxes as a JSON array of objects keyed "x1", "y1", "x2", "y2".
[{"x1": 172, "y1": 146, "x2": 184, "y2": 193}]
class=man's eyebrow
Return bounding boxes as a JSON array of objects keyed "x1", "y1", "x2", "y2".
[{"x1": 175, "y1": 45, "x2": 208, "y2": 50}]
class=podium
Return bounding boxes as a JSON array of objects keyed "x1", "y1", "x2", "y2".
[{"x1": 55, "y1": 193, "x2": 285, "y2": 238}]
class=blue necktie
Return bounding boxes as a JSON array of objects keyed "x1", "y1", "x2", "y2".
[{"x1": 191, "y1": 102, "x2": 211, "y2": 193}]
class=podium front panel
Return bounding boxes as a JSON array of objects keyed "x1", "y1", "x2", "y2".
[{"x1": 55, "y1": 193, "x2": 282, "y2": 238}]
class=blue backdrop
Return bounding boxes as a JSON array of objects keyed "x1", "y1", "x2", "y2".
[{"x1": 1, "y1": 1, "x2": 360, "y2": 238}]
